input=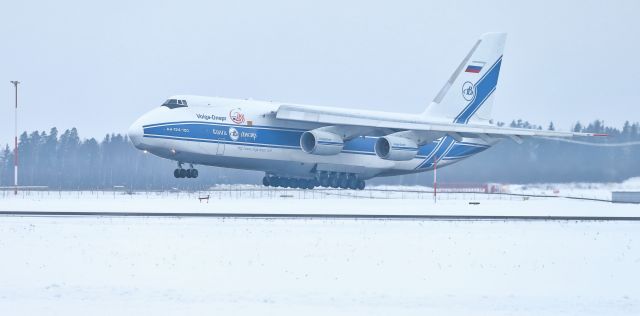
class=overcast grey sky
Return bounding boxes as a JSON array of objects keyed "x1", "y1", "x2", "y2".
[{"x1": 1, "y1": 0, "x2": 639, "y2": 145}]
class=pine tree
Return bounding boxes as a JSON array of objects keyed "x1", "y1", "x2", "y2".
[
  {"x1": 548, "y1": 122, "x2": 555, "y2": 131},
  {"x1": 622, "y1": 121, "x2": 631, "y2": 137},
  {"x1": 573, "y1": 122, "x2": 583, "y2": 132},
  {"x1": 0, "y1": 145, "x2": 10, "y2": 186}
]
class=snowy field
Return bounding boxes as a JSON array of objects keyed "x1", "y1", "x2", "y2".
[
  {"x1": 0, "y1": 216, "x2": 638, "y2": 315},
  {"x1": 1, "y1": 179, "x2": 640, "y2": 217},
  {"x1": 1, "y1": 179, "x2": 639, "y2": 315},
  {"x1": 1, "y1": 193, "x2": 639, "y2": 217}
]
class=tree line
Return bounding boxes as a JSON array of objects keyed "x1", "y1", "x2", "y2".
[{"x1": 1, "y1": 120, "x2": 639, "y2": 189}]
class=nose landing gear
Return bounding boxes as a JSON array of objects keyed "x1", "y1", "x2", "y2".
[{"x1": 174, "y1": 162, "x2": 199, "y2": 179}]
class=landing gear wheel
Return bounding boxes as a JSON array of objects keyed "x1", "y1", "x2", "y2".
[
  {"x1": 191, "y1": 169, "x2": 198, "y2": 178},
  {"x1": 174, "y1": 169, "x2": 181, "y2": 178},
  {"x1": 338, "y1": 176, "x2": 349, "y2": 189},
  {"x1": 179, "y1": 168, "x2": 188, "y2": 178},
  {"x1": 348, "y1": 178, "x2": 358, "y2": 190},
  {"x1": 303, "y1": 180, "x2": 313, "y2": 189}
]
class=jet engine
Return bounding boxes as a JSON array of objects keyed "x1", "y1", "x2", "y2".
[
  {"x1": 300, "y1": 130, "x2": 344, "y2": 155},
  {"x1": 374, "y1": 135, "x2": 419, "y2": 161}
]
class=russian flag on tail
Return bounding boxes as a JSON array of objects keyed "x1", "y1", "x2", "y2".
[{"x1": 465, "y1": 61, "x2": 486, "y2": 73}]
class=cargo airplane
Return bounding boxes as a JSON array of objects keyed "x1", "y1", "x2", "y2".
[{"x1": 128, "y1": 33, "x2": 602, "y2": 190}]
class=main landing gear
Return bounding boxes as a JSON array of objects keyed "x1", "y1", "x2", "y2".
[
  {"x1": 262, "y1": 172, "x2": 366, "y2": 190},
  {"x1": 174, "y1": 162, "x2": 198, "y2": 179},
  {"x1": 263, "y1": 176, "x2": 317, "y2": 189}
]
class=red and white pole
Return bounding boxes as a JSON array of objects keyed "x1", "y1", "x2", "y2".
[{"x1": 10, "y1": 81, "x2": 19, "y2": 195}]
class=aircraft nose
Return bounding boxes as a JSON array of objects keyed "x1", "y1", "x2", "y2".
[{"x1": 128, "y1": 121, "x2": 144, "y2": 149}]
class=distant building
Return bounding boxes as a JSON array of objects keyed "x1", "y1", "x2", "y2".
[{"x1": 612, "y1": 191, "x2": 640, "y2": 204}]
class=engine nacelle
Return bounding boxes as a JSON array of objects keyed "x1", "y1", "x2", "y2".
[
  {"x1": 300, "y1": 130, "x2": 344, "y2": 155},
  {"x1": 375, "y1": 136, "x2": 419, "y2": 161}
]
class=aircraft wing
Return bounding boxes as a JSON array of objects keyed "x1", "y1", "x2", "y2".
[{"x1": 275, "y1": 104, "x2": 604, "y2": 141}]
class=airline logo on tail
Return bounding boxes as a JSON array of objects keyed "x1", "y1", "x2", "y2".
[
  {"x1": 454, "y1": 56, "x2": 502, "y2": 124},
  {"x1": 465, "y1": 61, "x2": 486, "y2": 73},
  {"x1": 462, "y1": 81, "x2": 475, "y2": 101}
]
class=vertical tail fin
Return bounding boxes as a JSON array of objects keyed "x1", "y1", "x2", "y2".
[{"x1": 422, "y1": 32, "x2": 506, "y2": 124}]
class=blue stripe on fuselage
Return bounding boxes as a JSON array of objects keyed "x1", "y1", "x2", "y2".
[
  {"x1": 142, "y1": 122, "x2": 488, "y2": 164},
  {"x1": 416, "y1": 136, "x2": 456, "y2": 169}
]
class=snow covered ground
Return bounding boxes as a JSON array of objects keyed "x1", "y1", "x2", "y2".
[
  {"x1": 0, "y1": 194, "x2": 639, "y2": 217},
  {"x1": 506, "y1": 177, "x2": 640, "y2": 200},
  {"x1": 0, "y1": 216, "x2": 638, "y2": 315},
  {"x1": 1, "y1": 179, "x2": 639, "y2": 216},
  {"x1": 0, "y1": 180, "x2": 639, "y2": 315}
]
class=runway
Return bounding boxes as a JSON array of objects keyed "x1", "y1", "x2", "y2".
[{"x1": 1, "y1": 211, "x2": 639, "y2": 221}]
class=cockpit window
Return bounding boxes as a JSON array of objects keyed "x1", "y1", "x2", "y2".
[{"x1": 162, "y1": 99, "x2": 188, "y2": 109}]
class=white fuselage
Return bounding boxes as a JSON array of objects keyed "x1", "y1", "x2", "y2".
[{"x1": 128, "y1": 96, "x2": 492, "y2": 180}]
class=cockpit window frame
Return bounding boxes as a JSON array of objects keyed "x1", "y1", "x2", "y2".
[{"x1": 162, "y1": 98, "x2": 188, "y2": 109}]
